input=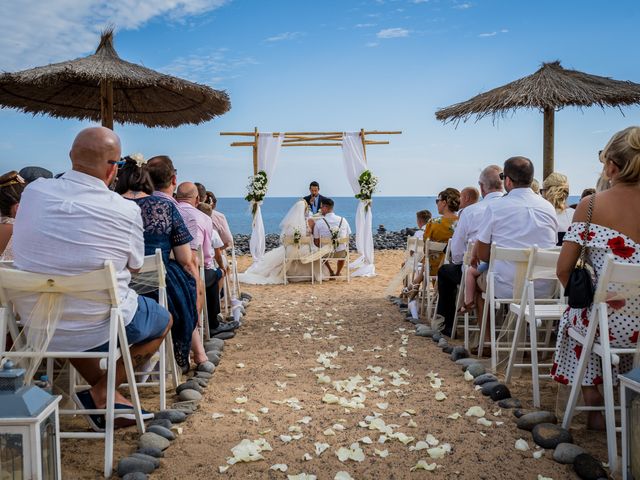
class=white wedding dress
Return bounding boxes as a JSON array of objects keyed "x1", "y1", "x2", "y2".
[{"x1": 238, "y1": 200, "x2": 327, "y2": 284}]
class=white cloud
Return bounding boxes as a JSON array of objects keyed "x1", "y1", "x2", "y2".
[
  {"x1": 453, "y1": 2, "x2": 472, "y2": 9},
  {"x1": 264, "y1": 31, "x2": 303, "y2": 42},
  {"x1": 161, "y1": 49, "x2": 258, "y2": 86},
  {"x1": 413, "y1": 0, "x2": 429, "y2": 3},
  {"x1": 501, "y1": 29, "x2": 509, "y2": 33},
  {"x1": 366, "y1": 42, "x2": 380, "y2": 48},
  {"x1": 355, "y1": 23, "x2": 376, "y2": 28},
  {"x1": 376, "y1": 27, "x2": 409, "y2": 39},
  {"x1": 478, "y1": 31, "x2": 497, "y2": 37},
  {"x1": 0, "y1": 0, "x2": 229, "y2": 71}
]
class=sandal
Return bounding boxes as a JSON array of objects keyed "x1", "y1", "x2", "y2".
[{"x1": 458, "y1": 302, "x2": 475, "y2": 314}]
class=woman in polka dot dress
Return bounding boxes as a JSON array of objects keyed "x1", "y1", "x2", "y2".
[{"x1": 555, "y1": 126, "x2": 640, "y2": 430}]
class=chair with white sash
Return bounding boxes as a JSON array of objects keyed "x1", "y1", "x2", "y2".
[
  {"x1": 504, "y1": 246, "x2": 565, "y2": 407},
  {"x1": 283, "y1": 235, "x2": 315, "y2": 284},
  {"x1": 477, "y1": 243, "x2": 531, "y2": 372},
  {"x1": 418, "y1": 240, "x2": 447, "y2": 322},
  {"x1": 0, "y1": 262, "x2": 145, "y2": 478},
  {"x1": 562, "y1": 254, "x2": 640, "y2": 473}
]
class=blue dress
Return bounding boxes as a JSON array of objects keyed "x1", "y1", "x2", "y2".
[{"x1": 132, "y1": 196, "x2": 197, "y2": 368}]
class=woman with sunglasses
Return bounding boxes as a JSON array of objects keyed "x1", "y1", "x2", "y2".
[{"x1": 0, "y1": 171, "x2": 27, "y2": 260}]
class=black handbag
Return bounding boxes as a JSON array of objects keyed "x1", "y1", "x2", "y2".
[{"x1": 565, "y1": 194, "x2": 595, "y2": 308}]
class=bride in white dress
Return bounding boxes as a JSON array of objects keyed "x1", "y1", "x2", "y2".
[{"x1": 238, "y1": 199, "x2": 328, "y2": 284}]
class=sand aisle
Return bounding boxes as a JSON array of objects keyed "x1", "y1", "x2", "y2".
[{"x1": 62, "y1": 251, "x2": 606, "y2": 478}]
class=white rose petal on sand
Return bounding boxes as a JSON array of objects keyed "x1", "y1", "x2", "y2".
[
  {"x1": 465, "y1": 406, "x2": 486, "y2": 417},
  {"x1": 515, "y1": 439, "x2": 530, "y2": 451},
  {"x1": 410, "y1": 460, "x2": 437, "y2": 471},
  {"x1": 334, "y1": 472, "x2": 354, "y2": 480},
  {"x1": 271, "y1": 464, "x2": 288, "y2": 472}
]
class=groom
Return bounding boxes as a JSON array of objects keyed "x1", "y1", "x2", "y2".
[
  {"x1": 313, "y1": 198, "x2": 351, "y2": 277},
  {"x1": 303, "y1": 181, "x2": 327, "y2": 214}
]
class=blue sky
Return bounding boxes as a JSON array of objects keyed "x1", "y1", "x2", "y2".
[{"x1": 1, "y1": 0, "x2": 639, "y2": 197}]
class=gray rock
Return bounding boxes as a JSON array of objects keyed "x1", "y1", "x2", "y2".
[
  {"x1": 178, "y1": 389, "x2": 202, "y2": 402},
  {"x1": 553, "y1": 443, "x2": 587, "y2": 464},
  {"x1": 147, "y1": 419, "x2": 172, "y2": 429},
  {"x1": 415, "y1": 326, "x2": 436, "y2": 337},
  {"x1": 516, "y1": 411, "x2": 558, "y2": 431},
  {"x1": 513, "y1": 408, "x2": 536, "y2": 418},
  {"x1": 450, "y1": 346, "x2": 469, "y2": 361},
  {"x1": 437, "y1": 338, "x2": 448, "y2": 347},
  {"x1": 138, "y1": 432, "x2": 170, "y2": 451},
  {"x1": 136, "y1": 447, "x2": 164, "y2": 458},
  {"x1": 532, "y1": 423, "x2": 572, "y2": 449},
  {"x1": 122, "y1": 473, "x2": 149, "y2": 480},
  {"x1": 480, "y1": 381, "x2": 501, "y2": 396},
  {"x1": 195, "y1": 371, "x2": 213, "y2": 379},
  {"x1": 206, "y1": 351, "x2": 221, "y2": 365},
  {"x1": 456, "y1": 358, "x2": 478, "y2": 369},
  {"x1": 197, "y1": 361, "x2": 216, "y2": 373},
  {"x1": 117, "y1": 457, "x2": 156, "y2": 477},
  {"x1": 498, "y1": 398, "x2": 522, "y2": 409},
  {"x1": 148, "y1": 425, "x2": 176, "y2": 441},
  {"x1": 213, "y1": 331, "x2": 235, "y2": 340},
  {"x1": 176, "y1": 381, "x2": 204, "y2": 394},
  {"x1": 204, "y1": 338, "x2": 225, "y2": 351},
  {"x1": 171, "y1": 400, "x2": 199, "y2": 412},
  {"x1": 466, "y1": 363, "x2": 486, "y2": 378},
  {"x1": 240, "y1": 292, "x2": 252, "y2": 301},
  {"x1": 190, "y1": 377, "x2": 209, "y2": 388},
  {"x1": 473, "y1": 373, "x2": 498, "y2": 385},
  {"x1": 130, "y1": 453, "x2": 160, "y2": 468},
  {"x1": 489, "y1": 384, "x2": 512, "y2": 401},
  {"x1": 443, "y1": 346, "x2": 454, "y2": 354},
  {"x1": 573, "y1": 453, "x2": 607, "y2": 480},
  {"x1": 155, "y1": 409, "x2": 187, "y2": 424},
  {"x1": 432, "y1": 333, "x2": 443, "y2": 343},
  {"x1": 408, "y1": 318, "x2": 421, "y2": 325}
]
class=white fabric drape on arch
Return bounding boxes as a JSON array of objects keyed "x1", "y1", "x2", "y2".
[
  {"x1": 248, "y1": 133, "x2": 284, "y2": 263},
  {"x1": 341, "y1": 132, "x2": 375, "y2": 277}
]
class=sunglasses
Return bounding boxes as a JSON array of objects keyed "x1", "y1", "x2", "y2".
[{"x1": 107, "y1": 158, "x2": 127, "y2": 167}]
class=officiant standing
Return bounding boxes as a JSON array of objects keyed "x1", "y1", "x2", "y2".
[{"x1": 303, "y1": 181, "x2": 327, "y2": 214}]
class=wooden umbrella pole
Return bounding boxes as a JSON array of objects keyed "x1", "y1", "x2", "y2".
[
  {"x1": 252, "y1": 127, "x2": 258, "y2": 175},
  {"x1": 100, "y1": 79, "x2": 114, "y2": 130},
  {"x1": 543, "y1": 107, "x2": 555, "y2": 181}
]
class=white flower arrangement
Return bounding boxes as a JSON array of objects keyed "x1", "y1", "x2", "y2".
[
  {"x1": 330, "y1": 226, "x2": 340, "y2": 249},
  {"x1": 355, "y1": 169, "x2": 379, "y2": 211},
  {"x1": 129, "y1": 152, "x2": 146, "y2": 167},
  {"x1": 293, "y1": 228, "x2": 302, "y2": 245},
  {"x1": 245, "y1": 170, "x2": 268, "y2": 216}
]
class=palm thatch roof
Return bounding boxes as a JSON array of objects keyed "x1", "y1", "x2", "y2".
[
  {"x1": 0, "y1": 29, "x2": 231, "y2": 128},
  {"x1": 436, "y1": 61, "x2": 640, "y2": 124}
]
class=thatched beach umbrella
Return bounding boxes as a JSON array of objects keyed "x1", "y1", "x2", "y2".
[
  {"x1": 436, "y1": 61, "x2": 640, "y2": 179},
  {"x1": 0, "y1": 29, "x2": 230, "y2": 129}
]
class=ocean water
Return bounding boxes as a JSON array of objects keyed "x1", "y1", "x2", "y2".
[{"x1": 217, "y1": 195, "x2": 581, "y2": 235}]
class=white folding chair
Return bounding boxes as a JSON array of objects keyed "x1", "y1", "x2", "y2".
[
  {"x1": 319, "y1": 237, "x2": 350, "y2": 283},
  {"x1": 504, "y1": 246, "x2": 565, "y2": 407},
  {"x1": 196, "y1": 246, "x2": 210, "y2": 342},
  {"x1": 418, "y1": 240, "x2": 447, "y2": 321},
  {"x1": 477, "y1": 243, "x2": 531, "y2": 371},
  {"x1": 282, "y1": 235, "x2": 315, "y2": 284},
  {"x1": 128, "y1": 248, "x2": 180, "y2": 410},
  {"x1": 0, "y1": 262, "x2": 145, "y2": 479},
  {"x1": 562, "y1": 254, "x2": 640, "y2": 473},
  {"x1": 450, "y1": 240, "x2": 476, "y2": 348}
]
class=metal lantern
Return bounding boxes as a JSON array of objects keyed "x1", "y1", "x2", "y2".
[
  {"x1": 0, "y1": 360, "x2": 61, "y2": 479},
  {"x1": 620, "y1": 367, "x2": 640, "y2": 480}
]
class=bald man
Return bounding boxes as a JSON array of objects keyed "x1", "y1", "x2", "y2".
[
  {"x1": 459, "y1": 187, "x2": 480, "y2": 212},
  {"x1": 176, "y1": 182, "x2": 238, "y2": 336},
  {"x1": 13, "y1": 127, "x2": 172, "y2": 431}
]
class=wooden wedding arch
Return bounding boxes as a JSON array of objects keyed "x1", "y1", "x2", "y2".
[{"x1": 220, "y1": 129, "x2": 402, "y2": 174}]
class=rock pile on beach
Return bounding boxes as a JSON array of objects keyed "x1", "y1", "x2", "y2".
[{"x1": 232, "y1": 229, "x2": 416, "y2": 255}]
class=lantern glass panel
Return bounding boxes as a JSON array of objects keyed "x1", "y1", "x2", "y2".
[
  {"x1": 0, "y1": 432, "x2": 25, "y2": 480},
  {"x1": 40, "y1": 414, "x2": 58, "y2": 480}
]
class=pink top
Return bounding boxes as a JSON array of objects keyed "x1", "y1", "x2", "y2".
[
  {"x1": 176, "y1": 200, "x2": 216, "y2": 269},
  {"x1": 211, "y1": 209, "x2": 233, "y2": 247}
]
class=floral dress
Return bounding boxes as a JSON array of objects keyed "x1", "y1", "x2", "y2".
[
  {"x1": 131, "y1": 196, "x2": 197, "y2": 369},
  {"x1": 552, "y1": 222, "x2": 640, "y2": 386},
  {"x1": 423, "y1": 216, "x2": 458, "y2": 276}
]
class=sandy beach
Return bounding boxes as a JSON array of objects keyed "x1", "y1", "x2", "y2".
[{"x1": 61, "y1": 251, "x2": 607, "y2": 479}]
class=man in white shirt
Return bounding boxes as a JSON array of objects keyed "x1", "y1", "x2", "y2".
[
  {"x1": 13, "y1": 127, "x2": 171, "y2": 430},
  {"x1": 313, "y1": 198, "x2": 351, "y2": 277},
  {"x1": 413, "y1": 209, "x2": 431, "y2": 238},
  {"x1": 473, "y1": 157, "x2": 558, "y2": 345},
  {"x1": 437, "y1": 166, "x2": 504, "y2": 336},
  {"x1": 458, "y1": 186, "x2": 480, "y2": 214}
]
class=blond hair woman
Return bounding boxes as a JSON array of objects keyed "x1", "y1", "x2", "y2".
[{"x1": 542, "y1": 172, "x2": 574, "y2": 245}]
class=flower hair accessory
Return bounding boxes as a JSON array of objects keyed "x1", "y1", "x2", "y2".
[{"x1": 127, "y1": 153, "x2": 146, "y2": 168}]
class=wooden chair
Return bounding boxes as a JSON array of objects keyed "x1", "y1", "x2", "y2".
[
  {"x1": 0, "y1": 262, "x2": 145, "y2": 478},
  {"x1": 562, "y1": 254, "x2": 640, "y2": 473},
  {"x1": 282, "y1": 235, "x2": 315, "y2": 284},
  {"x1": 504, "y1": 246, "x2": 565, "y2": 407}
]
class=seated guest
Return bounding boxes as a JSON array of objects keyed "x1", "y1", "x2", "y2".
[
  {"x1": 13, "y1": 128, "x2": 171, "y2": 430},
  {"x1": 437, "y1": 166, "x2": 504, "y2": 336},
  {"x1": 414, "y1": 210, "x2": 431, "y2": 237},
  {"x1": 116, "y1": 155, "x2": 199, "y2": 372},
  {"x1": 459, "y1": 186, "x2": 480, "y2": 213},
  {"x1": 554, "y1": 126, "x2": 640, "y2": 430},
  {"x1": 531, "y1": 178, "x2": 541, "y2": 194},
  {"x1": 18, "y1": 166, "x2": 53, "y2": 184},
  {"x1": 472, "y1": 156, "x2": 557, "y2": 353},
  {"x1": 208, "y1": 190, "x2": 234, "y2": 249},
  {"x1": 313, "y1": 198, "x2": 351, "y2": 277},
  {"x1": 569, "y1": 187, "x2": 596, "y2": 209},
  {"x1": 423, "y1": 187, "x2": 460, "y2": 275},
  {"x1": 0, "y1": 171, "x2": 27, "y2": 260},
  {"x1": 175, "y1": 182, "x2": 237, "y2": 337},
  {"x1": 541, "y1": 172, "x2": 575, "y2": 245}
]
